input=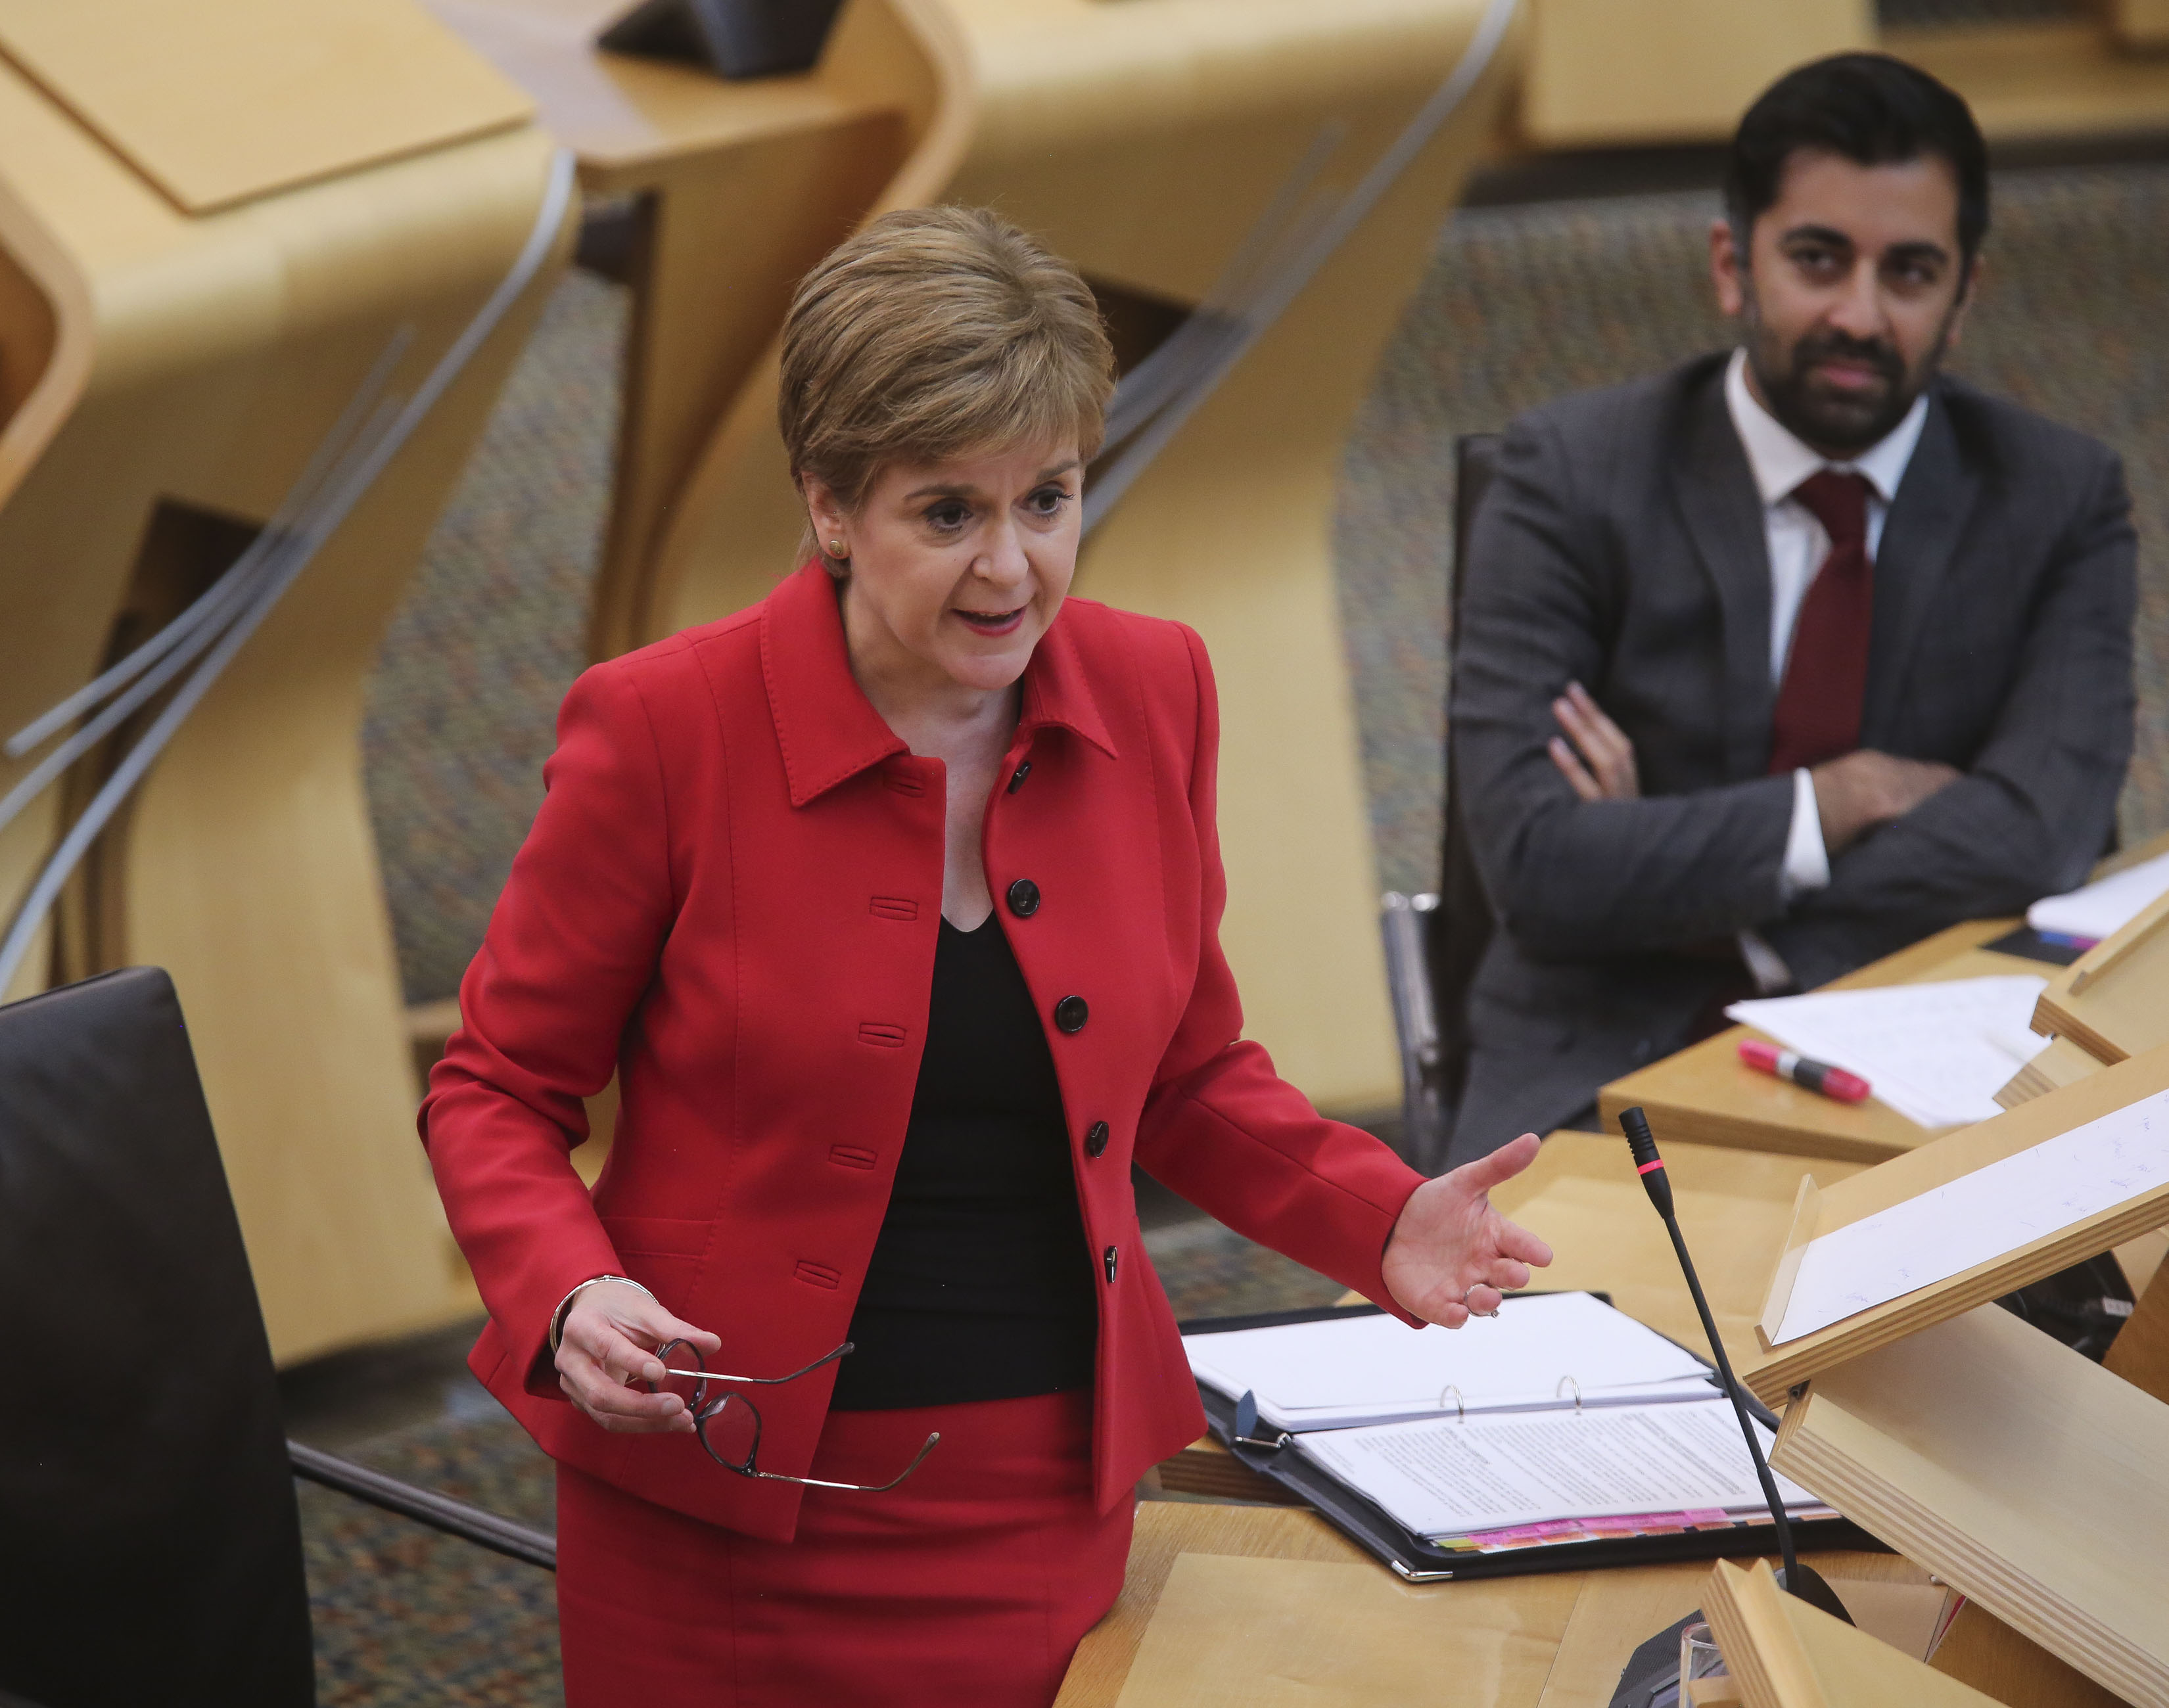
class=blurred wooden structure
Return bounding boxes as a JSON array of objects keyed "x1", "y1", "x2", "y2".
[
  {"x1": 1521, "y1": 0, "x2": 2169, "y2": 149},
  {"x1": 421, "y1": 0, "x2": 910, "y2": 661},
  {"x1": 1523, "y1": 0, "x2": 1873, "y2": 149},
  {"x1": 2032, "y1": 889, "x2": 2169, "y2": 1069},
  {"x1": 0, "y1": 0, "x2": 571, "y2": 1362},
  {"x1": 1703, "y1": 1558, "x2": 2005, "y2": 1708}
]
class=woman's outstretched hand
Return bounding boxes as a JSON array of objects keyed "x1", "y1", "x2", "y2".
[
  {"x1": 557, "y1": 1281, "x2": 722, "y2": 1434},
  {"x1": 1382, "y1": 1132, "x2": 1554, "y2": 1327}
]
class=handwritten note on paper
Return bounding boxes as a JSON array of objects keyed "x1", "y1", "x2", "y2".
[
  {"x1": 1727, "y1": 976, "x2": 2050, "y2": 1128},
  {"x1": 1773, "y1": 1086, "x2": 2169, "y2": 1345}
]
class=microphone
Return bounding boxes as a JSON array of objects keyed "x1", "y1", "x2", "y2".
[{"x1": 1618, "y1": 1105, "x2": 1851, "y2": 1623}]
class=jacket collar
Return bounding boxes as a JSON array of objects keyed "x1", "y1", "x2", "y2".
[
  {"x1": 760, "y1": 561, "x2": 1117, "y2": 809},
  {"x1": 1864, "y1": 388, "x2": 1978, "y2": 744},
  {"x1": 1721, "y1": 347, "x2": 1930, "y2": 509},
  {"x1": 1670, "y1": 354, "x2": 1777, "y2": 779}
]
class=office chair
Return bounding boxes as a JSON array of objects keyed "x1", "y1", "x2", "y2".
[
  {"x1": 1379, "y1": 432, "x2": 1501, "y2": 1174},
  {"x1": 0, "y1": 967, "x2": 551, "y2": 1708}
]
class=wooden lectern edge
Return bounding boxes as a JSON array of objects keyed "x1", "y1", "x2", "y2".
[
  {"x1": 1756, "y1": 1174, "x2": 1823, "y2": 1352},
  {"x1": 2067, "y1": 886, "x2": 2169, "y2": 996},
  {"x1": 1703, "y1": 1559, "x2": 1821, "y2": 1708},
  {"x1": 1994, "y1": 1036, "x2": 2105, "y2": 1112},
  {"x1": 1772, "y1": 1306, "x2": 2169, "y2": 1705},
  {"x1": 2031, "y1": 1004, "x2": 2128, "y2": 1069},
  {"x1": 1740, "y1": 1039, "x2": 2169, "y2": 1402},
  {"x1": 1771, "y1": 1400, "x2": 2078, "y2": 1694},
  {"x1": 2034, "y1": 889, "x2": 2169, "y2": 1059},
  {"x1": 1743, "y1": 1184, "x2": 2169, "y2": 1405},
  {"x1": 1772, "y1": 1375, "x2": 2164, "y2": 1708},
  {"x1": 1706, "y1": 1557, "x2": 2011, "y2": 1708}
]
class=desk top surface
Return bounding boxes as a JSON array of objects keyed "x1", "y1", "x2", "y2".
[
  {"x1": 1490, "y1": 1129, "x2": 1863, "y2": 1372},
  {"x1": 418, "y1": 0, "x2": 886, "y2": 181},
  {"x1": 1597, "y1": 919, "x2": 2047, "y2": 1165},
  {"x1": 1057, "y1": 1500, "x2": 1919, "y2": 1707}
]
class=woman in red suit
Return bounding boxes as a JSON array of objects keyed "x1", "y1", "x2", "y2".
[{"x1": 423, "y1": 207, "x2": 1552, "y2": 1706}]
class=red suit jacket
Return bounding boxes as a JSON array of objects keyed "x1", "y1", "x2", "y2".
[{"x1": 423, "y1": 561, "x2": 1425, "y2": 1541}]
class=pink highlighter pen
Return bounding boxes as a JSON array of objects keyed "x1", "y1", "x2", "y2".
[{"x1": 1737, "y1": 1038, "x2": 1871, "y2": 1103}]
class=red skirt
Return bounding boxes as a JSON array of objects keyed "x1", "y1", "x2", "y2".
[{"x1": 555, "y1": 1389, "x2": 1133, "y2": 1707}]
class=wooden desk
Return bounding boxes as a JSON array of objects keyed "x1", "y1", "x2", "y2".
[
  {"x1": 1596, "y1": 920, "x2": 2047, "y2": 1165},
  {"x1": 1056, "y1": 1500, "x2": 1918, "y2": 1707}
]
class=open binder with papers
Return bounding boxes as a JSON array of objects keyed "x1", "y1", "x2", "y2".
[{"x1": 1183, "y1": 1293, "x2": 1873, "y2": 1582}]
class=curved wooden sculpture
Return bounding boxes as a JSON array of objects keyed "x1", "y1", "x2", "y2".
[
  {"x1": 592, "y1": 0, "x2": 1525, "y2": 1113},
  {"x1": 0, "y1": 0, "x2": 572, "y2": 1362}
]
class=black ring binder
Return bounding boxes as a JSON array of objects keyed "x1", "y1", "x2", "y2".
[{"x1": 1181, "y1": 1301, "x2": 1884, "y2": 1582}]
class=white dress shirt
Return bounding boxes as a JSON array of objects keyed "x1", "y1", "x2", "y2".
[{"x1": 1722, "y1": 348, "x2": 1929, "y2": 899}]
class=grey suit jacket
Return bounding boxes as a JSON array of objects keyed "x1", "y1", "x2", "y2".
[{"x1": 1447, "y1": 352, "x2": 2136, "y2": 1161}]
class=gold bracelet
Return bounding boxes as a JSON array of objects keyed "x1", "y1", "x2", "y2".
[{"x1": 549, "y1": 1274, "x2": 656, "y2": 1354}]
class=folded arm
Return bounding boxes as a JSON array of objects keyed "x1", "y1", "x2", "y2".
[
  {"x1": 1767, "y1": 455, "x2": 2137, "y2": 986},
  {"x1": 1453, "y1": 418, "x2": 1796, "y2": 961}
]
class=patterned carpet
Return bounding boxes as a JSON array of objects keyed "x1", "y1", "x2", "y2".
[
  {"x1": 296, "y1": 1221, "x2": 1347, "y2": 1705},
  {"x1": 360, "y1": 271, "x2": 622, "y2": 1005}
]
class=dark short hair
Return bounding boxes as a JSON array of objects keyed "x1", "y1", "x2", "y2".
[{"x1": 1726, "y1": 53, "x2": 1990, "y2": 271}]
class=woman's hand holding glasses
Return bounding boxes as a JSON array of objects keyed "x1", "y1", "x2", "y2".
[{"x1": 557, "y1": 1280, "x2": 722, "y2": 1435}]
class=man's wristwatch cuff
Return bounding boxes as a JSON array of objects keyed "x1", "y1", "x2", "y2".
[{"x1": 549, "y1": 1274, "x2": 656, "y2": 1354}]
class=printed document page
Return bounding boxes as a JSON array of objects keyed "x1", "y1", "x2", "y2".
[
  {"x1": 1727, "y1": 976, "x2": 2049, "y2": 1128},
  {"x1": 1297, "y1": 1400, "x2": 1815, "y2": 1539},
  {"x1": 1184, "y1": 1293, "x2": 1712, "y2": 1432},
  {"x1": 1774, "y1": 1084, "x2": 2169, "y2": 1343}
]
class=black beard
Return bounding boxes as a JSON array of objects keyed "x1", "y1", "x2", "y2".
[{"x1": 1742, "y1": 298, "x2": 1950, "y2": 456}]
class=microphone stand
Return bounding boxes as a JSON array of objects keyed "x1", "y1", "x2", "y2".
[{"x1": 1618, "y1": 1105, "x2": 1850, "y2": 1623}]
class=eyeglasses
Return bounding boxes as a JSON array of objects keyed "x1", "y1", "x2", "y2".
[{"x1": 646, "y1": 1339, "x2": 940, "y2": 1492}]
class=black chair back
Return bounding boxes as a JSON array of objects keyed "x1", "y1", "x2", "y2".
[
  {"x1": 0, "y1": 967, "x2": 315, "y2": 1708},
  {"x1": 1426, "y1": 432, "x2": 1502, "y2": 1131}
]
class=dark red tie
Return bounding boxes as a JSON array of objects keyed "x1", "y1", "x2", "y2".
[{"x1": 1768, "y1": 469, "x2": 1875, "y2": 775}]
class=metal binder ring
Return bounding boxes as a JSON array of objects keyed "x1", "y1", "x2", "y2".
[
  {"x1": 1438, "y1": 1383, "x2": 1466, "y2": 1423},
  {"x1": 1556, "y1": 1376, "x2": 1582, "y2": 1414}
]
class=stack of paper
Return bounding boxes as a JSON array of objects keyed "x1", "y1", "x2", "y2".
[
  {"x1": 2027, "y1": 849, "x2": 2169, "y2": 947},
  {"x1": 1298, "y1": 1400, "x2": 1819, "y2": 1542},
  {"x1": 1727, "y1": 976, "x2": 2050, "y2": 1128},
  {"x1": 1182, "y1": 1292, "x2": 1713, "y2": 1433}
]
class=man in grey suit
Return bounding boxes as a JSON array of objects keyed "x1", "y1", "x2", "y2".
[{"x1": 1446, "y1": 53, "x2": 2136, "y2": 1164}]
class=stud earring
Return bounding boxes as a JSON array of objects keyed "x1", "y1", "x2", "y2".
[{"x1": 828, "y1": 540, "x2": 847, "y2": 558}]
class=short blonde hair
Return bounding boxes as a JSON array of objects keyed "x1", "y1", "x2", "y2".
[{"x1": 779, "y1": 206, "x2": 1113, "y2": 517}]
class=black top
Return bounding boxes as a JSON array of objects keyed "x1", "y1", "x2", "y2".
[{"x1": 828, "y1": 915, "x2": 1098, "y2": 1410}]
